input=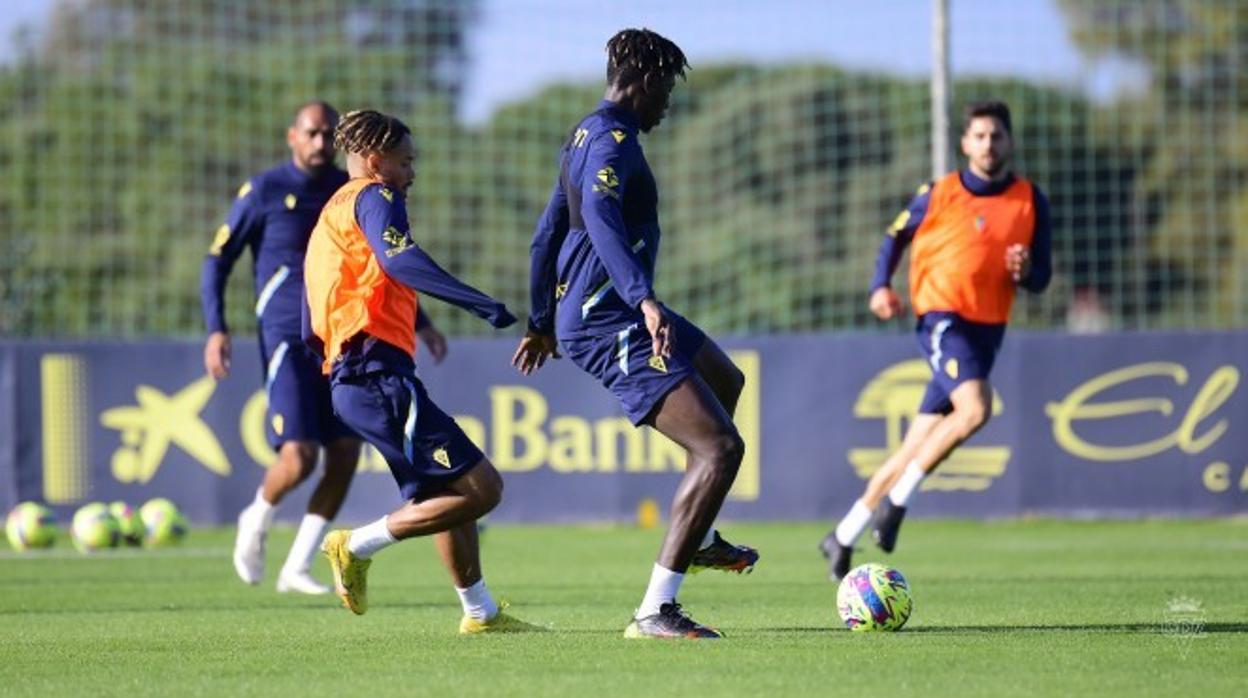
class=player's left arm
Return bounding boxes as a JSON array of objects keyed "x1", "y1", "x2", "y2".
[
  {"x1": 356, "y1": 185, "x2": 516, "y2": 329},
  {"x1": 1015, "y1": 186, "x2": 1052, "y2": 292}
]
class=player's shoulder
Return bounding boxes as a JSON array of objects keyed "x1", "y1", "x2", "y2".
[
  {"x1": 355, "y1": 182, "x2": 405, "y2": 217},
  {"x1": 235, "y1": 162, "x2": 287, "y2": 201},
  {"x1": 582, "y1": 109, "x2": 638, "y2": 149}
]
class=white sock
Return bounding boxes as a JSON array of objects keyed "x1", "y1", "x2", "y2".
[
  {"x1": 698, "y1": 527, "x2": 717, "y2": 550},
  {"x1": 347, "y1": 516, "x2": 397, "y2": 559},
  {"x1": 456, "y1": 578, "x2": 499, "y2": 621},
  {"x1": 281, "y1": 514, "x2": 329, "y2": 575},
  {"x1": 247, "y1": 488, "x2": 276, "y2": 530},
  {"x1": 835, "y1": 500, "x2": 872, "y2": 547},
  {"x1": 636, "y1": 563, "x2": 684, "y2": 618},
  {"x1": 888, "y1": 460, "x2": 926, "y2": 507}
]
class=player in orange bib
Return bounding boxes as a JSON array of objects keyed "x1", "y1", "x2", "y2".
[
  {"x1": 821, "y1": 101, "x2": 1052, "y2": 580},
  {"x1": 304, "y1": 110, "x2": 532, "y2": 632}
]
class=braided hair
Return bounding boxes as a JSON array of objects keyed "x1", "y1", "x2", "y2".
[
  {"x1": 334, "y1": 109, "x2": 411, "y2": 155},
  {"x1": 605, "y1": 28, "x2": 689, "y2": 88}
]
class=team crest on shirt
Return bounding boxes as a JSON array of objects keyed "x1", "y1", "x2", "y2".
[
  {"x1": 945, "y1": 358, "x2": 959, "y2": 379},
  {"x1": 593, "y1": 166, "x2": 620, "y2": 199},
  {"x1": 271, "y1": 413, "x2": 284, "y2": 436},
  {"x1": 382, "y1": 226, "x2": 415, "y2": 257},
  {"x1": 611, "y1": 129, "x2": 627, "y2": 143},
  {"x1": 379, "y1": 187, "x2": 394, "y2": 203},
  {"x1": 974, "y1": 215, "x2": 986, "y2": 232},
  {"x1": 433, "y1": 447, "x2": 451, "y2": 468},
  {"x1": 555, "y1": 282, "x2": 568, "y2": 299},
  {"x1": 648, "y1": 355, "x2": 668, "y2": 373},
  {"x1": 284, "y1": 193, "x2": 297, "y2": 210}
]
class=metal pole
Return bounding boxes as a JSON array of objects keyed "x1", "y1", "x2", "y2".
[{"x1": 931, "y1": 0, "x2": 951, "y2": 178}]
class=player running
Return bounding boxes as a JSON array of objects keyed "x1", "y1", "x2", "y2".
[
  {"x1": 512, "y1": 29, "x2": 758, "y2": 639},
  {"x1": 306, "y1": 109, "x2": 530, "y2": 632},
  {"x1": 820, "y1": 100, "x2": 1052, "y2": 580},
  {"x1": 202, "y1": 101, "x2": 448, "y2": 594}
]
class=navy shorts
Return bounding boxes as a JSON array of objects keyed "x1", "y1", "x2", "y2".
[
  {"x1": 259, "y1": 334, "x2": 352, "y2": 450},
  {"x1": 562, "y1": 309, "x2": 707, "y2": 425},
  {"x1": 915, "y1": 312, "x2": 1005, "y2": 415},
  {"x1": 330, "y1": 370, "x2": 484, "y2": 502}
]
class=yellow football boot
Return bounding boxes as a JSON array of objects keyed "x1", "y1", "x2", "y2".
[{"x1": 321, "y1": 529, "x2": 371, "y2": 615}]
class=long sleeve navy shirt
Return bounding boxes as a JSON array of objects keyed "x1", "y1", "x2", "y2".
[{"x1": 527, "y1": 100, "x2": 660, "y2": 341}]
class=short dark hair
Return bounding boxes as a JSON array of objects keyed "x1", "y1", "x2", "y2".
[
  {"x1": 962, "y1": 100, "x2": 1012, "y2": 135},
  {"x1": 292, "y1": 100, "x2": 338, "y2": 125},
  {"x1": 334, "y1": 109, "x2": 411, "y2": 155},
  {"x1": 605, "y1": 28, "x2": 689, "y2": 88}
]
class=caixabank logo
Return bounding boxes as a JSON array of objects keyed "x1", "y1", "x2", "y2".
[
  {"x1": 847, "y1": 359, "x2": 1007, "y2": 492},
  {"x1": 43, "y1": 349, "x2": 762, "y2": 505}
]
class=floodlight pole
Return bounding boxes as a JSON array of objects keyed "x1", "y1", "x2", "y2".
[{"x1": 931, "y1": 0, "x2": 951, "y2": 178}]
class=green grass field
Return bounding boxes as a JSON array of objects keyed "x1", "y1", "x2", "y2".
[{"x1": 2, "y1": 519, "x2": 1245, "y2": 697}]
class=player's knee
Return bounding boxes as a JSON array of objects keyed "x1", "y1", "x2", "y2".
[
  {"x1": 710, "y1": 430, "x2": 745, "y2": 473},
  {"x1": 470, "y1": 461, "x2": 504, "y2": 514},
  {"x1": 958, "y1": 400, "x2": 991, "y2": 433}
]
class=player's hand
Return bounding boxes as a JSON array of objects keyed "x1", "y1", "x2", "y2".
[
  {"x1": 641, "y1": 298, "x2": 673, "y2": 358},
  {"x1": 417, "y1": 325, "x2": 449, "y2": 365},
  {"x1": 511, "y1": 330, "x2": 561, "y2": 376},
  {"x1": 204, "y1": 331, "x2": 232, "y2": 380},
  {"x1": 1006, "y1": 244, "x2": 1031, "y2": 282},
  {"x1": 869, "y1": 287, "x2": 903, "y2": 321}
]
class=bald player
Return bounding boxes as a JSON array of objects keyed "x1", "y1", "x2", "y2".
[{"x1": 201, "y1": 101, "x2": 447, "y2": 594}]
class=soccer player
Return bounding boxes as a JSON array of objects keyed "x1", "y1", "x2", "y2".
[
  {"x1": 819, "y1": 100, "x2": 1052, "y2": 580},
  {"x1": 512, "y1": 29, "x2": 758, "y2": 639},
  {"x1": 307, "y1": 109, "x2": 529, "y2": 632},
  {"x1": 202, "y1": 102, "x2": 450, "y2": 594}
]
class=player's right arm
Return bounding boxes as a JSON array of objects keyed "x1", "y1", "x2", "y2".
[
  {"x1": 869, "y1": 182, "x2": 932, "y2": 320},
  {"x1": 200, "y1": 179, "x2": 264, "y2": 379},
  {"x1": 514, "y1": 170, "x2": 569, "y2": 375},
  {"x1": 355, "y1": 185, "x2": 516, "y2": 329}
]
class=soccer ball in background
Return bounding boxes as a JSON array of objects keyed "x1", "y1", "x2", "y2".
[
  {"x1": 71, "y1": 502, "x2": 121, "y2": 553},
  {"x1": 5, "y1": 502, "x2": 59, "y2": 551},
  {"x1": 109, "y1": 501, "x2": 144, "y2": 547},
  {"x1": 139, "y1": 498, "x2": 189, "y2": 548},
  {"x1": 836, "y1": 563, "x2": 913, "y2": 632}
]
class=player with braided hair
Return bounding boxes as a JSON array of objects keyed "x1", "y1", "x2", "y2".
[
  {"x1": 514, "y1": 29, "x2": 758, "y2": 639},
  {"x1": 306, "y1": 109, "x2": 533, "y2": 632}
]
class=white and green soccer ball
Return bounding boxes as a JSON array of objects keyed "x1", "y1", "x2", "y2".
[
  {"x1": 5, "y1": 501, "x2": 59, "y2": 551},
  {"x1": 139, "y1": 498, "x2": 189, "y2": 548},
  {"x1": 71, "y1": 502, "x2": 121, "y2": 553},
  {"x1": 836, "y1": 562, "x2": 913, "y2": 632}
]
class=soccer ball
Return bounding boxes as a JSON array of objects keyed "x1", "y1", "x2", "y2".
[
  {"x1": 5, "y1": 501, "x2": 58, "y2": 551},
  {"x1": 139, "y1": 498, "x2": 189, "y2": 548},
  {"x1": 836, "y1": 563, "x2": 913, "y2": 631},
  {"x1": 71, "y1": 502, "x2": 121, "y2": 553},
  {"x1": 109, "y1": 501, "x2": 144, "y2": 546}
]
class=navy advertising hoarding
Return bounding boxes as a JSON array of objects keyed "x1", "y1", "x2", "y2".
[{"x1": 0, "y1": 332, "x2": 1243, "y2": 524}]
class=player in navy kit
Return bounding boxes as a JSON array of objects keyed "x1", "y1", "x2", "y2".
[
  {"x1": 513, "y1": 29, "x2": 757, "y2": 639},
  {"x1": 201, "y1": 101, "x2": 447, "y2": 594}
]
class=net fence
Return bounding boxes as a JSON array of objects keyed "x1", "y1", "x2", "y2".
[{"x1": 0, "y1": 0, "x2": 1242, "y2": 339}]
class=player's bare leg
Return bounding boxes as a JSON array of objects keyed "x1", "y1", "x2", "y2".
[
  {"x1": 277, "y1": 437, "x2": 361, "y2": 594},
  {"x1": 821, "y1": 413, "x2": 942, "y2": 579},
  {"x1": 626, "y1": 376, "x2": 743, "y2": 638},
  {"x1": 688, "y1": 340, "x2": 759, "y2": 574},
  {"x1": 234, "y1": 439, "x2": 318, "y2": 586}
]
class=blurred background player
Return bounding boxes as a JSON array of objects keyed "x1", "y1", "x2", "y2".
[
  {"x1": 307, "y1": 110, "x2": 530, "y2": 632},
  {"x1": 201, "y1": 101, "x2": 450, "y2": 594},
  {"x1": 819, "y1": 100, "x2": 1052, "y2": 580},
  {"x1": 512, "y1": 28, "x2": 758, "y2": 639}
]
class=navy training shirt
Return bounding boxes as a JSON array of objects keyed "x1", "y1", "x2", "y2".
[
  {"x1": 201, "y1": 161, "x2": 349, "y2": 340},
  {"x1": 527, "y1": 100, "x2": 661, "y2": 341}
]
